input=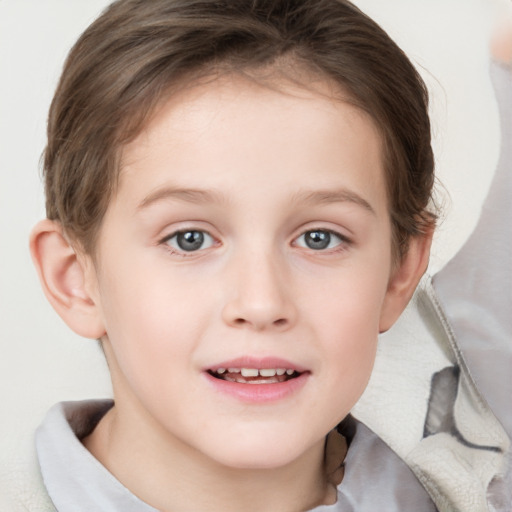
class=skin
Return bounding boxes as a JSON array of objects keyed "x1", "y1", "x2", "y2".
[
  {"x1": 31, "y1": 74, "x2": 431, "y2": 512},
  {"x1": 491, "y1": 6, "x2": 512, "y2": 63}
]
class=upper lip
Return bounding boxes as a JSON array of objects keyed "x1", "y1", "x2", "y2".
[{"x1": 205, "y1": 356, "x2": 308, "y2": 373}]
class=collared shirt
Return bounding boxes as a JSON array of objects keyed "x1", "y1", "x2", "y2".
[{"x1": 36, "y1": 400, "x2": 437, "y2": 512}]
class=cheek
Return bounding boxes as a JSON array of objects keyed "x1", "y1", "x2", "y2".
[
  {"x1": 316, "y1": 304, "x2": 379, "y2": 424},
  {"x1": 302, "y1": 259, "x2": 389, "y2": 404},
  {"x1": 98, "y1": 250, "x2": 230, "y2": 395},
  {"x1": 96, "y1": 260, "x2": 206, "y2": 391},
  {"x1": 320, "y1": 296, "x2": 380, "y2": 381},
  {"x1": 303, "y1": 257, "x2": 390, "y2": 339}
]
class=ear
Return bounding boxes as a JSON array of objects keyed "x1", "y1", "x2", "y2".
[
  {"x1": 379, "y1": 229, "x2": 433, "y2": 333},
  {"x1": 29, "y1": 219, "x2": 105, "y2": 339}
]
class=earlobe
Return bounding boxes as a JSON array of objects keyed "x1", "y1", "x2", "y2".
[
  {"x1": 379, "y1": 229, "x2": 433, "y2": 333},
  {"x1": 29, "y1": 219, "x2": 105, "y2": 339}
]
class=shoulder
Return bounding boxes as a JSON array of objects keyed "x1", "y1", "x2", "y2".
[{"x1": 36, "y1": 399, "x2": 158, "y2": 512}]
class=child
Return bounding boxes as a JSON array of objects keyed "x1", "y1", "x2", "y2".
[{"x1": 29, "y1": 0, "x2": 510, "y2": 510}]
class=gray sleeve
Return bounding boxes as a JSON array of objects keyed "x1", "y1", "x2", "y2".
[{"x1": 432, "y1": 61, "x2": 512, "y2": 437}]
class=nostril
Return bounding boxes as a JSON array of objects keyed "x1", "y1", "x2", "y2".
[
  {"x1": 228, "y1": 315, "x2": 290, "y2": 331},
  {"x1": 231, "y1": 317, "x2": 287, "y2": 329}
]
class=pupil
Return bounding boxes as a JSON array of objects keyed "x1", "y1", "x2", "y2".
[
  {"x1": 177, "y1": 231, "x2": 204, "y2": 251},
  {"x1": 305, "y1": 230, "x2": 330, "y2": 250}
]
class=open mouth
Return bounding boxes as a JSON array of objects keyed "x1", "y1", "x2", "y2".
[{"x1": 207, "y1": 367, "x2": 302, "y2": 384}]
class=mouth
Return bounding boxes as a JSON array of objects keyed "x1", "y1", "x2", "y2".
[
  {"x1": 204, "y1": 359, "x2": 309, "y2": 402},
  {"x1": 207, "y1": 367, "x2": 302, "y2": 384}
]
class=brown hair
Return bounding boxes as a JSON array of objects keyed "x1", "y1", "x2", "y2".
[{"x1": 44, "y1": 0, "x2": 435, "y2": 257}]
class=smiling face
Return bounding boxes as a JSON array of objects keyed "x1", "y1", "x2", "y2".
[{"x1": 85, "y1": 74, "x2": 397, "y2": 471}]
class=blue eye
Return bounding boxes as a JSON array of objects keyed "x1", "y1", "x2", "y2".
[
  {"x1": 295, "y1": 230, "x2": 344, "y2": 250},
  {"x1": 165, "y1": 230, "x2": 214, "y2": 252}
]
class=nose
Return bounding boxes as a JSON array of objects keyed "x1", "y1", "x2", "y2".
[{"x1": 221, "y1": 248, "x2": 297, "y2": 332}]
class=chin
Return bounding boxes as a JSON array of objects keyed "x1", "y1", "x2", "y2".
[{"x1": 204, "y1": 431, "x2": 320, "y2": 471}]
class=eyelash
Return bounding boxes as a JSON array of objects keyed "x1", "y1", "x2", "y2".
[
  {"x1": 293, "y1": 229, "x2": 351, "y2": 253},
  {"x1": 159, "y1": 227, "x2": 351, "y2": 257},
  {"x1": 160, "y1": 229, "x2": 217, "y2": 256}
]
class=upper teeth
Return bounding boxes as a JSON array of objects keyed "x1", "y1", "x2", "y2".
[{"x1": 217, "y1": 368, "x2": 295, "y2": 377}]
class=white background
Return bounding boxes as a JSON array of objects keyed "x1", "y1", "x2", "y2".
[{"x1": 0, "y1": 0, "x2": 507, "y2": 508}]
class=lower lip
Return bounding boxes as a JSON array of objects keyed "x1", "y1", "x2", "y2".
[{"x1": 203, "y1": 372, "x2": 309, "y2": 403}]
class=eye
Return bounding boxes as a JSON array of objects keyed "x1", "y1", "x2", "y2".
[
  {"x1": 164, "y1": 230, "x2": 215, "y2": 252},
  {"x1": 294, "y1": 229, "x2": 345, "y2": 251}
]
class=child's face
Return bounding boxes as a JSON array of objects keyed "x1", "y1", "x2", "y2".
[{"x1": 88, "y1": 75, "x2": 397, "y2": 469}]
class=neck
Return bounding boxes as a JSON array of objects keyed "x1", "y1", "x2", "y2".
[{"x1": 83, "y1": 401, "x2": 331, "y2": 512}]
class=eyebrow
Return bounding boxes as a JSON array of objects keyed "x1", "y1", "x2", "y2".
[
  {"x1": 137, "y1": 186, "x2": 228, "y2": 210},
  {"x1": 291, "y1": 188, "x2": 376, "y2": 215},
  {"x1": 137, "y1": 185, "x2": 375, "y2": 215}
]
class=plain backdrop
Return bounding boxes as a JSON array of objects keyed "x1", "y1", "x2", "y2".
[{"x1": 0, "y1": 0, "x2": 508, "y2": 509}]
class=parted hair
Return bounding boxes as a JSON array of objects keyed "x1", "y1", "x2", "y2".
[{"x1": 44, "y1": 0, "x2": 435, "y2": 256}]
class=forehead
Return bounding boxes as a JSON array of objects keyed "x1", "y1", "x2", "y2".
[{"x1": 119, "y1": 74, "x2": 386, "y2": 214}]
